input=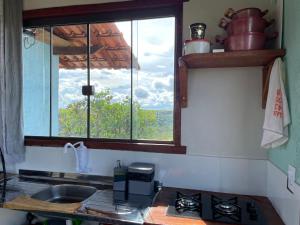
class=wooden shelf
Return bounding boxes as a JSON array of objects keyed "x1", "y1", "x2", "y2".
[{"x1": 178, "y1": 49, "x2": 286, "y2": 108}]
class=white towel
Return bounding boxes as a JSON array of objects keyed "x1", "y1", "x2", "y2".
[{"x1": 261, "y1": 58, "x2": 290, "y2": 149}]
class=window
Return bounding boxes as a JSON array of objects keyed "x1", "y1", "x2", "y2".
[{"x1": 23, "y1": 0, "x2": 185, "y2": 154}]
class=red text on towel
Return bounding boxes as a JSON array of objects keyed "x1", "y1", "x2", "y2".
[{"x1": 273, "y1": 89, "x2": 283, "y2": 118}]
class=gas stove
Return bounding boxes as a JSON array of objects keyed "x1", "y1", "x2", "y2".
[{"x1": 167, "y1": 192, "x2": 266, "y2": 225}]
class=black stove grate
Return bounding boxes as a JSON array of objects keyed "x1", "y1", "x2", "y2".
[
  {"x1": 175, "y1": 192, "x2": 202, "y2": 216},
  {"x1": 167, "y1": 192, "x2": 265, "y2": 225},
  {"x1": 211, "y1": 195, "x2": 242, "y2": 222}
]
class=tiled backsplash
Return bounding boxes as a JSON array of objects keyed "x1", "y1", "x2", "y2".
[
  {"x1": 16, "y1": 147, "x2": 267, "y2": 196},
  {"x1": 267, "y1": 161, "x2": 300, "y2": 225}
]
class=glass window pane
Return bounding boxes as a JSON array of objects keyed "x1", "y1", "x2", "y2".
[
  {"x1": 90, "y1": 22, "x2": 132, "y2": 139},
  {"x1": 23, "y1": 27, "x2": 51, "y2": 136},
  {"x1": 132, "y1": 17, "x2": 175, "y2": 141},
  {"x1": 23, "y1": 19, "x2": 175, "y2": 142},
  {"x1": 51, "y1": 25, "x2": 88, "y2": 137}
]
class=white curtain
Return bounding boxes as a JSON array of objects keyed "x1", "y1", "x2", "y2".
[{"x1": 0, "y1": 0, "x2": 25, "y2": 163}]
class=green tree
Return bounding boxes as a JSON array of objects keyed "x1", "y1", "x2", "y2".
[{"x1": 58, "y1": 89, "x2": 173, "y2": 141}]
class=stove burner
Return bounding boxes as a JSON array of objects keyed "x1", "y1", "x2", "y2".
[
  {"x1": 215, "y1": 203, "x2": 239, "y2": 215},
  {"x1": 211, "y1": 195, "x2": 241, "y2": 222},
  {"x1": 175, "y1": 192, "x2": 202, "y2": 216},
  {"x1": 167, "y1": 192, "x2": 264, "y2": 224}
]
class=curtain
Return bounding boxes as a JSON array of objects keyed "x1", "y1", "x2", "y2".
[{"x1": 0, "y1": 0, "x2": 25, "y2": 163}]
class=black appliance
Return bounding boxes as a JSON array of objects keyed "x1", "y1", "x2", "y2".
[{"x1": 167, "y1": 192, "x2": 266, "y2": 225}]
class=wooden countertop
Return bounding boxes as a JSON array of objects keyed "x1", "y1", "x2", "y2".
[
  {"x1": 4, "y1": 196, "x2": 81, "y2": 214},
  {"x1": 144, "y1": 187, "x2": 285, "y2": 225},
  {"x1": 1, "y1": 177, "x2": 285, "y2": 225}
]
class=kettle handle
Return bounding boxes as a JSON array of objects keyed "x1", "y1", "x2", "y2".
[
  {"x1": 225, "y1": 8, "x2": 235, "y2": 19},
  {"x1": 261, "y1": 9, "x2": 269, "y2": 17},
  {"x1": 266, "y1": 19, "x2": 275, "y2": 28},
  {"x1": 219, "y1": 18, "x2": 229, "y2": 29}
]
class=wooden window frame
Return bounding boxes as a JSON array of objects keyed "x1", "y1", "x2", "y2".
[{"x1": 23, "y1": 0, "x2": 186, "y2": 154}]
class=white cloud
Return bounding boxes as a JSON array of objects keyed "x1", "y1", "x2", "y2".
[
  {"x1": 56, "y1": 17, "x2": 175, "y2": 110},
  {"x1": 134, "y1": 87, "x2": 149, "y2": 99},
  {"x1": 58, "y1": 68, "x2": 174, "y2": 110}
]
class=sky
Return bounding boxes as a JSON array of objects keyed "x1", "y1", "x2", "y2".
[{"x1": 58, "y1": 17, "x2": 175, "y2": 110}]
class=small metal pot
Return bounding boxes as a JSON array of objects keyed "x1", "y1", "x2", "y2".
[
  {"x1": 225, "y1": 8, "x2": 269, "y2": 20},
  {"x1": 225, "y1": 32, "x2": 267, "y2": 51},
  {"x1": 219, "y1": 16, "x2": 274, "y2": 35},
  {"x1": 190, "y1": 23, "x2": 207, "y2": 39},
  {"x1": 216, "y1": 32, "x2": 278, "y2": 51}
]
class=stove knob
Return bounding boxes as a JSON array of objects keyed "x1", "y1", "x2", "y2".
[
  {"x1": 250, "y1": 212, "x2": 258, "y2": 221},
  {"x1": 247, "y1": 202, "x2": 256, "y2": 213}
]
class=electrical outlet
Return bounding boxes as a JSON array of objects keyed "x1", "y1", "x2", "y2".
[{"x1": 287, "y1": 165, "x2": 296, "y2": 194}]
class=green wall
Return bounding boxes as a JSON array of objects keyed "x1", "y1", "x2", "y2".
[{"x1": 268, "y1": 0, "x2": 300, "y2": 183}]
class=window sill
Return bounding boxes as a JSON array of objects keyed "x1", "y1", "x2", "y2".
[{"x1": 24, "y1": 137, "x2": 187, "y2": 154}]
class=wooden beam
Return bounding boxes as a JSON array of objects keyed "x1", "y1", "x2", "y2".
[
  {"x1": 23, "y1": 0, "x2": 187, "y2": 21},
  {"x1": 55, "y1": 30, "x2": 123, "y2": 40},
  {"x1": 44, "y1": 28, "x2": 71, "y2": 47},
  {"x1": 53, "y1": 45, "x2": 103, "y2": 55},
  {"x1": 178, "y1": 58, "x2": 188, "y2": 108},
  {"x1": 23, "y1": 28, "x2": 71, "y2": 47}
]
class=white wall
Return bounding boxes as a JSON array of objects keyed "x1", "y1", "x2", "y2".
[
  {"x1": 19, "y1": 0, "x2": 276, "y2": 195},
  {"x1": 183, "y1": 67, "x2": 265, "y2": 159},
  {"x1": 267, "y1": 161, "x2": 300, "y2": 225}
]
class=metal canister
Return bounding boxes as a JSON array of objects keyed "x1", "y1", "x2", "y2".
[
  {"x1": 128, "y1": 162, "x2": 155, "y2": 196},
  {"x1": 113, "y1": 160, "x2": 128, "y2": 192},
  {"x1": 190, "y1": 23, "x2": 207, "y2": 39}
]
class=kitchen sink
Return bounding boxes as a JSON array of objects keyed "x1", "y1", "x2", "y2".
[{"x1": 31, "y1": 184, "x2": 97, "y2": 203}]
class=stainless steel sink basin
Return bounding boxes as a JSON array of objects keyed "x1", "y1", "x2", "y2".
[{"x1": 31, "y1": 184, "x2": 97, "y2": 203}]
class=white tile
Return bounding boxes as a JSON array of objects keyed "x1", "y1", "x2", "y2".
[
  {"x1": 248, "y1": 160, "x2": 268, "y2": 195},
  {"x1": 157, "y1": 154, "x2": 221, "y2": 191},
  {"x1": 267, "y1": 161, "x2": 300, "y2": 225}
]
